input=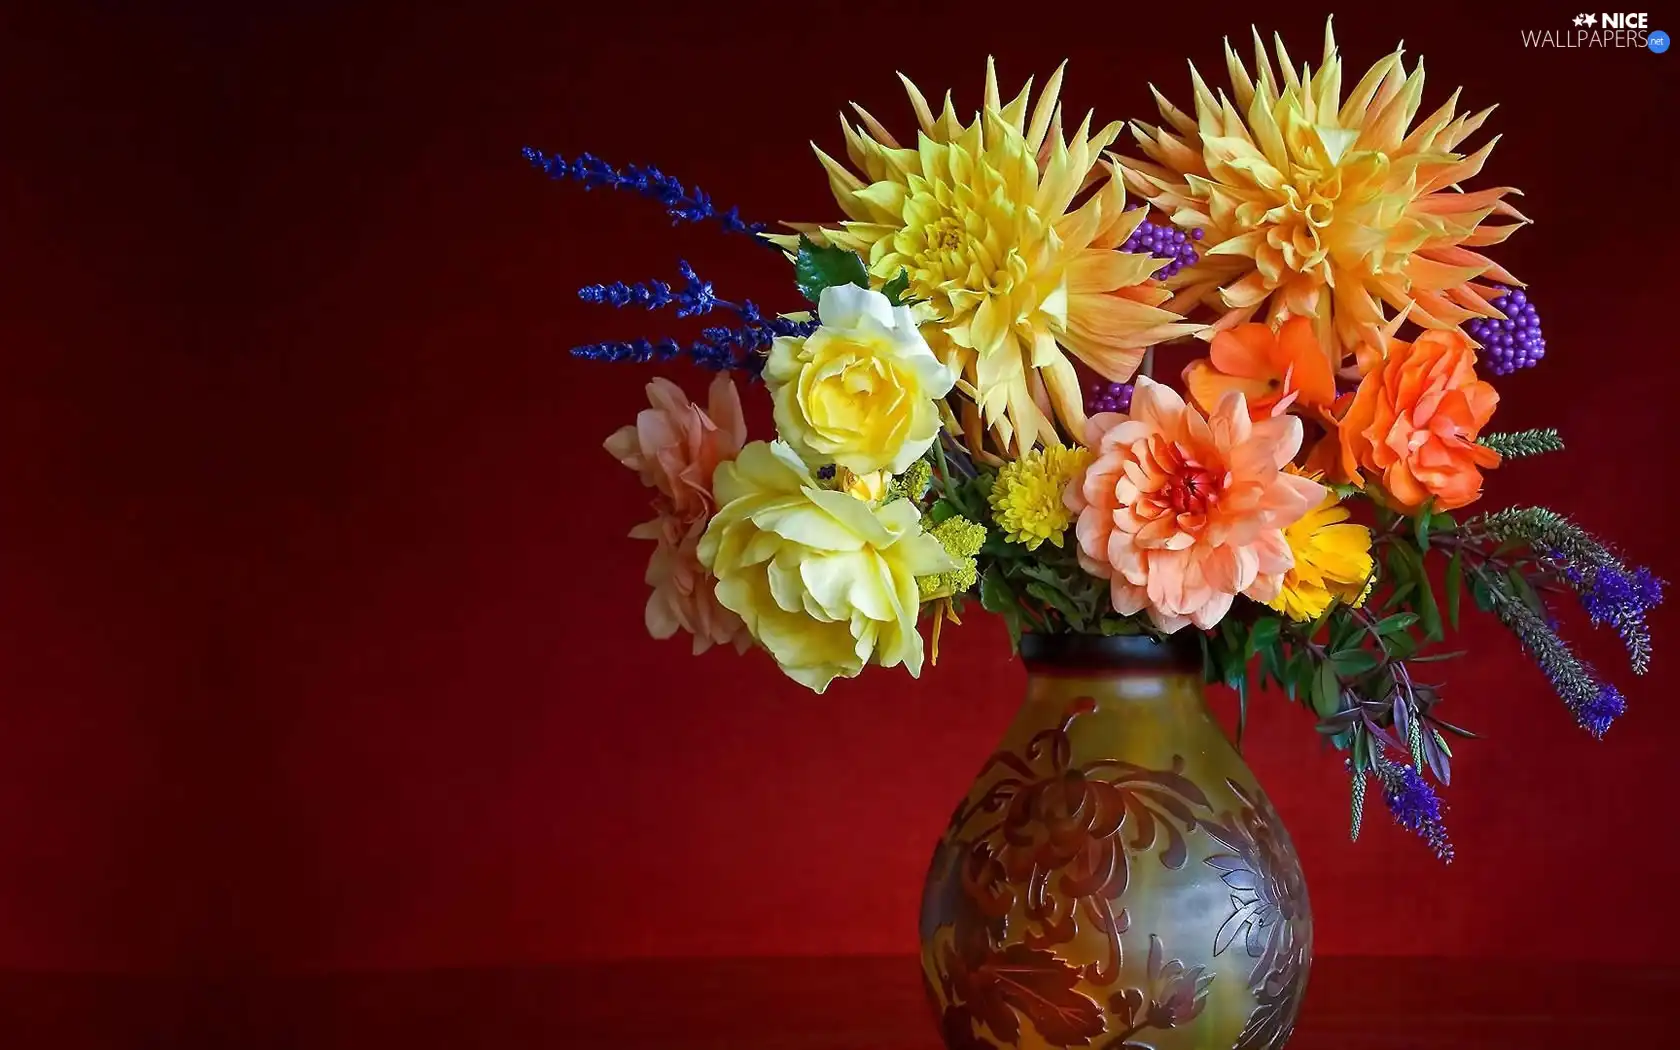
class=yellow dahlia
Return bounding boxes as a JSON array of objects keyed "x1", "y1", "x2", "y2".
[
  {"x1": 989, "y1": 443, "x2": 1092, "y2": 550},
  {"x1": 772, "y1": 60, "x2": 1198, "y2": 455},
  {"x1": 1122, "y1": 18, "x2": 1528, "y2": 370},
  {"x1": 1267, "y1": 480, "x2": 1375, "y2": 622}
]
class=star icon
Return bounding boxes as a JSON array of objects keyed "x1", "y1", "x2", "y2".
[
  {"x1": 1586, "y1": 13, "x2": 1598, "y2": 25},
  {"x1": 1574, "y1": 13, "x2": 1586, "y2": 25}
]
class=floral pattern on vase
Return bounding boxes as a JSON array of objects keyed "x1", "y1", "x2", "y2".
[
  {"x1": 1203, "y1": 781, "x2": 1313, "y2": 1050},
  {"x1": 920, "y1": 638, "x2": 1313, "y2": 1050}
]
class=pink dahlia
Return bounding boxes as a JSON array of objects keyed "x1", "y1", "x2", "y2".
[
  {"x1": 630, "y1": 514, "x2": 750, "y2": 656},
  {"x1": 606, "y1": 374, "x2": 751, "y2": 654},
  {"x1": 1066, "y1": 377, "x2": 1325, "y2": 632},
  {"x1": 604, "y1": 374, "x2": 746, "y2": 526}
]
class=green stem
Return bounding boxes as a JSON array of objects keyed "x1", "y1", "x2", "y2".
[{"x1": 931, "y1": 434, "x2": 951, "y2": 493}]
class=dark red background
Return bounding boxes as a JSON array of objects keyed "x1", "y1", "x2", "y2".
[{"x1": 1, "y1": 2, "x2": 1675, "y2": 977}]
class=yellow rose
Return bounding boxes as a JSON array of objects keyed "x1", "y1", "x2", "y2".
[
  {"x1": 765, "y1": 284, "x2": 956, "y2": 475},
  {"x1": 697, "y1": 440, "x2": 958, "y2": 693}
]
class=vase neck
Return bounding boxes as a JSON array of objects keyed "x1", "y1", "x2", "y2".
[{"x1": 1019, "y1": 632, "x2": 1202, "y2": 676}]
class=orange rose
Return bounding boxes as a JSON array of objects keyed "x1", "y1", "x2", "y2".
[{"x1": 1336, "y1": 330, "x2": 1500, "y2": 511}]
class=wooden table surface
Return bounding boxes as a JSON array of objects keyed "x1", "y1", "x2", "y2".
[{"x1": 2, "y1": 956, "x2": 1671, "y2": 1049}]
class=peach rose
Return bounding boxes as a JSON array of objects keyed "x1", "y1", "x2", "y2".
[
  {"x1": 606, "y1": 374, "x2": 750, "y2": 653},
  {"x1": 604, "y1": 374, "x2": 747, "y2": 525},
  {"x1": 1066, "y1": 378, "x2": 1324, "y2": 633},
  {"x1": 1335, "y1": 330, "x2": 1500, "y2": 511}
]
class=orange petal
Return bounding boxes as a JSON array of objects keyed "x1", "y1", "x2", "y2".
[
  {"x1": 1276, "y1": 316, "x2": 1336, "y2": 407},
  {"x1": 1184, "y1": 359, "x2": 1274, "y2": 416},
  {"x1": 1384, "y1": 462, "x2": 1429, "y2": 511},
  {"x1": 1209, "y1": 324, "x2": 1279, "y2": 379}
]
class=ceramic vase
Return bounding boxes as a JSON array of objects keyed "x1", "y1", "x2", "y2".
[{"x1": 918, "y1": 633, "x2": 1312, "y2": 1050}]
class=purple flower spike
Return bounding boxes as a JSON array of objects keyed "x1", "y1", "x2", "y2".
[
  {"x1": 1382, "y1": 764, "x2": 1455, "y2": 863},
  {"x1": 1575, "y1": 684, "x2": 1627, "y2": 740}
]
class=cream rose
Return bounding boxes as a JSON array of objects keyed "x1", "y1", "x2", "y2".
[
  {"x1": 764, "y1": 284, "x2": 955, "y2": 475},
  {"x1": 697, "y1": 440, "x2": 957, "y2": 693}
]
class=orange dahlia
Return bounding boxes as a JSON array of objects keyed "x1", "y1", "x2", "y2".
[{"x1": 1121, "y1": 18, "x2": 1528, "y2": 370}]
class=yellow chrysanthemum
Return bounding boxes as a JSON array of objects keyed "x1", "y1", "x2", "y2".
[
  {"x1": 989, "y1": 444, "x2": 1092, "y2": 550},
  {"x1": 772, "y1": 60, "x2": 1198, "y2": 455},
  {"x1": 1122, "y1": 18, "x2": 1528, "y2": 371},
  {"x1": 1268, "y1": 483, "x2": 1375, "y2": 622}
]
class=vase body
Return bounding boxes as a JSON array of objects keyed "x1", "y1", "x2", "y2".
[{"x1": 919, "y1": 634, "x2": 1312, "y2": 1050}]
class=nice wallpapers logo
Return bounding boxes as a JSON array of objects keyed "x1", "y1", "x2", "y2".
[{"x1": 1521, "y1": 12, "x2": 1669, "y2": 50}]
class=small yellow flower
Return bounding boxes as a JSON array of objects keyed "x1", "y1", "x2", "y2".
[
  {"x1": 989, "y1": 445, "x2": 1093, "y2": 550},
  {"x1": 840, "y1": 468, "x2": 889, "y2": 502},
  {"x1": 886, "y1": 459, "x2": 934, "y2": 503},
  {"x1": 765, "y1": 284, "x2": 955, "y2": 476},
  {"x1": 1268, "y1": 484, "x2": 1375, "y2": 622},
  {"x1": 918, "y1": 516, "x2": 987, "y2": 601},
  {"x1": 697, "y1": 441, "x2": 957, "y2": 693}
]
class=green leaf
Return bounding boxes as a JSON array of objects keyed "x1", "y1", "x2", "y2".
[
  {"x1": 1305, "y1": 602, "x2": 1336, "y2": 643},
  {"x1": 1248, "y1": 616, "x2": 1282, "y2": 653},
  {"x1": 1508, "y1": 568, "x2": 1545, "y2": 616},
  {"x1": 1410, "y1": 649, "x2": 1467, "y2": 663},
  {"x1": 1385, "y1": 629, "x2": 1420, "y2": 661},
  {"x1": 1097, "y1": 617, "x2": 1144, "y2": 636},
  {"x1": 1025, "y1": 581, "x2": 1087, "y2": 633},
  {"x1": 927, "y1": 499, "x2": 958, "y2": 525},
  {"x1": 978, "y1": 571, "x2": 1023, "y2": 650},
  {"x1": 1234, "y1": 672, "x2": 1249, "y2": 751},
  {"x1": 1415, "y1": 570, "x2": 1444, "y2": 643},
  {"x1": 1413, "y1": 500, "x2": 1435, "y2": 551},
  {"x1": 1390, "y1": 542, "x2": 1443, "y2": 642},
  {"x1": 1288, "y1": 652, "x2": 1314, "y2": 704},
  {"x1": 1220, "y1": 639, "x2": 1247, "y2": 690},
  {"x1": 794, "y1": 236, "x2": 869, "y2": 304},
  {"x1": 1432, "y1": 511, "x2": 1458, "y2": 533},
  {"x1": 1384, "y1": 580, "x2": 1416, "y2": 612},
  {"x1": 1445, "y1": 548, "x2": 1464, "y2": 631},
  {"x1": 881, "y1": 268, "x2": 912, "y2": 306},
  {"x1": 1373, "y1": 612, "x2": 1419, "y2": 636},
  {"x1": 1469, "y1": 569, "x2": 1496, "y2": 612},
  {"x1": 1220, "y1": 616, "x2": 1243, "y2": 649},
  {"x1": 1199, "y1": 633, "x2": 1217, "y2": 684},
  {"x1": 1260, "y1": 640, "x2": 1286, "y2": 691},
  {"x1": 1330, "y1": 649, "x2": 1381, "y2": 677},
  {"x1": 1312, "y1": 660, "x2": 1342, "y2": 718},
  {"x1": 1328, "y1": 607, "x2": 1362, "y2": 653}
]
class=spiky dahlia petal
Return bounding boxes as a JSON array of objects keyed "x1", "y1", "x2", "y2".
[
  {"x1": 784, "y1": 62, "x2": 1198, "y2": 454},
  {"x1": 1120, "y1": 17, "x2": 1527, "y2": 367}
]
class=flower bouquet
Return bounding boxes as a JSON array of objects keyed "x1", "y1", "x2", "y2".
[{"x1": 530, "y1": 19, "x2": 1662, "y2": 1049}]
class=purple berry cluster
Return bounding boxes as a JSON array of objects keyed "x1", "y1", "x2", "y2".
[
  {"x1": 1120, "y1": 217, "x2": 1202, "y2": 279},
  {"x1": 1464, "y1": 287, "x2": 1545, "y2": 376},
  {"x1": 1087, "y1": 380, "x2": 1134, "y2": 415}
]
